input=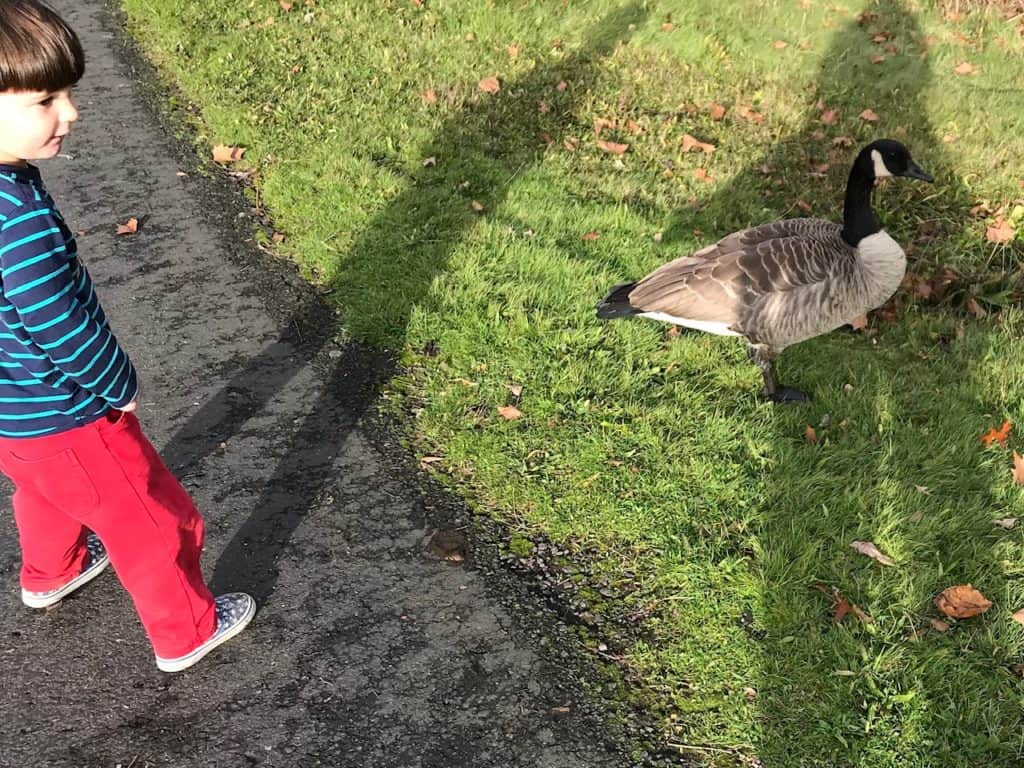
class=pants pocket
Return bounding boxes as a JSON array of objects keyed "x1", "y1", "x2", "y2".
[{"x1": 0, "y1": 447, "x2": 100, "y2": 513}]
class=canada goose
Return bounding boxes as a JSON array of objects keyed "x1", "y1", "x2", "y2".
[{"x1": 596, "y1": 139, "x2": 933, "y2": 403}]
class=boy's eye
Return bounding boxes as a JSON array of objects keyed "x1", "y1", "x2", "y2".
[{"x1": 38, "y1": 97, "x2": 54, "y2": 106}]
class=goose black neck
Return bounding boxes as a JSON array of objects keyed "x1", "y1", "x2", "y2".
[{"x1": 841, "y1": 159, "x2": 880, "y2": 247}]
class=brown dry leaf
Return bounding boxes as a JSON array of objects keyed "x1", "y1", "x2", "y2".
[
  {"x1": 930, "y1": 618, "x2": 951, "y2": 632},
  {"x1": 419, "y1": 455, "x2": 443, "y2": 469},
  {"x1": 555, "y1": 80, "x2": 568, "y2": 91},
  {"x1": 694, "y1": 168, "x2": 713, "y2": 183},
  {"x1": 537, "y1": 100, "x2": 550, "y2": 114},
  {"x1": 471, "y1": 200, "x2": 485, "y2": 213},
  {"x1": 508, "y1": 383, "x2": 524, "y2": 397},
  {"x1": 272, "y1": 232, "x2": 286, "y2": 243},
  {"x1": 593, "y1": 117, "x2": 616, "y2": 135},
  {"x1": 497, "y1": 405, "x2": 523, "y2": 421},
  {"x1": 680, "y1": 134, "x2": 715, "y2": 154},
  {"x1": 820, "y1": 108, "x2": 840, "y2": 125},
  {"x1": 563, "y1": 137, "x2": 579, "y2": 152},
  {"x1": 850, "y1": 604, "x2": 873, "y2": 624},
  {"x1": 994, "y1": 517, "x2": 1019, "y2": 529},
  {"x1": 851, "y1": 540, "x2": 895, "y2": 567},
  {"x1": 582, "y1": 231, "x2": 600, "y2": 242},
  {"x1": 478, "y1": 76, "x2": 501, "y2": 94},
  {"x1": 279, "y1": 0, "x2": 293, "y2": 10},
  {"x1": 795, "y1": 199, "x2": 813, "y2": 213},
  {"x1": 738, "y1": 105, "x2": 765, "y2": 124},
  {"x1": 257, "y1": 16, "x2": 275, "y2": 28},
  {"x1": 942, "y1": 133, "x2": 958, "y2": 144},
  {"x1": 773, "y1": 40, "x2": 789, "y2": 49},
  {"x1": 662, "y1": 22, "x2": 675, "y2": 32},
  {"x1": 596, "y1": 140, "x2": 629, "y2": 155},
  {"x1": 804, "y1": 425, "x2": 818, "y2": 444},
  {"x1": 981, "y1": 420, "x2": 1012, "y2": 447},
  {"x1": 833, "y1": 135, "x2": 854, "y2": 147},
  {"x1": 872, "y1": 32, "x2": 889, "y2": 42},
  {"x1": 213, "y1": 144, "x2": 246, "y2": 163},
  {"x1": 986, "y1": 218, "x2": 1016, "y2": 244},
  {"x1": 1014, "y1": 452, "x2": 1024, "y2": 485},
  {"x1": 421, "y1": 88, "x2": 438, "y2": 105},
  {"x1": 954, "y1": 61, "x2": 978, "y2": 76},
  {"x1": 1013, "y1": 609, "x2": 1024, "y2": 627},
  {"x1": 870, "y1": 54, "x2": 886, "y2": 64},
  {"x1": 834, "y1": 595, "x2": 851, "y2": 622},
  {"x1": 965, "y1": 297, "x2": 986, "y2": 318},
  {"x1": 507, "y1": 43, "x2": 521, "y2": 59},
  {"x1": 935, "y1": 585, "x2": 992, "y2": 619},
  {"x1": 859, "y1": 108, "x2": 880, "y2": 122},
  {"x1": 849, "y1": 313, "x2": 869, "y2": 330},
  {"x1": 116, "y1": 217, "x2": 138, "y2": 236},
  {"x1": 709, "y1": 103, "x2": 727, "y2": 120}
]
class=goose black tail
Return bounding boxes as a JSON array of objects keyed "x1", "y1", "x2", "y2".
[{"x1": 596, "y1": 282, "x2": 639, "y2": 319}]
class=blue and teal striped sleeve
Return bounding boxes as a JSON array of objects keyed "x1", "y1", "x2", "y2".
[{"x1": 0, "y1": 202, "x2": 138, "y2": 408}]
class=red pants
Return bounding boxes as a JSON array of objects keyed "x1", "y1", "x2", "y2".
[{"x1": 0, "y1": 410, "x2": 215, "y2": 658}]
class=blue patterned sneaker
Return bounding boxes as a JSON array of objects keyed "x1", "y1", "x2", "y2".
[
  {"x1": 21, "y1": 533, "x2": 110, "y2": 609},
  {"x1": 155, "y1": 593, "x2": 256, "y2": 673}
]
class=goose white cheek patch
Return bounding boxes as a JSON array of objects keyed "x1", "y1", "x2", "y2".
[{"x1": 871, "y1": 149, "x2": 892, "y2": 178}]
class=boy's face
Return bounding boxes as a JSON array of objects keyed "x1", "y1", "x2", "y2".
[{"x1": 0, "y1": 88, "x2": 78, "y2": 165}]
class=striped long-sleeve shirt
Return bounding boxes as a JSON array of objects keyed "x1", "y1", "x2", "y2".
[{"x1": 0, "y1": 163, "x2": 137, "y2": 438}]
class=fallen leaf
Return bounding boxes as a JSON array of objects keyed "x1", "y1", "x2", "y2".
[
  {"x1": 694, "y1": 167, "x2": 712, "y2": 183},
  {"x1": 563, "y1": 137, "x2": 579, "y2": 152},
  {"x1": 279, "y1": 0, "x2": 293, "y2": 10},
  {"x1": 820, "y1": 108, "x2": 840, "y2": 125},
  {"x1": 930, "y1": 618, "x2": 951, "y2": 632},
  {"x1": 116, "y1": 217, "x2": 138, "y2": 235},
  {"x1": 422, "y1": 156, "x2": 437, "y2": 167},
  {"x1": 680, "y1": 134, "x2": 715, "y2": 154},
  {"x1": 986, "y1": 218, "x2": 1016, "y2": 244},
  {"x1": 661, "y1": 22, "x2": 675, "y2": 32},
  {"x1": 773, "y1": 40, "x2": 789, "y2": 49},
  {"x1": 272, "y1": 232, "x2": 286, "y2": 243},
  {"x1": 981, "y1": 420, "x2": 1012, "y2": 447},
  {"x1": 555, "y1": 80, "x2": 568, "y2": 91},
  {"x1": 935, "y1": 585, "x2": 992, "y2": 619},
  {"x1": 738, "y1": 105, "x2": 765, "y2": 124},
  {"x1": 537, "y1": 100, "x2": 550, "y2": 114},
  {"x1": 1013, "y1": 609, "x2": 1024, "y2": 627},
  {"x1": 478, "y1": 76, "x2": 501, "y2": 94},
  {"x1": 508, "y1": 384, "x2": 524, "y2": 397},
  {"x1": 1014, "y1": 453, "x2": 1024, "y2": 485},
  {"x1": 872, "y1": 32, "x2": 889, "y2": 42},
  {"x1": 593, "y1": 117, "x2": 616, "y2": 135},
  {"x1": 994, "y1": 517, "x2": 1019, "y2": 529},
  {"x1": 915, "y1": 485, "x2": 930, "y2": 495},
  {"x1": 859, "y1": 108, "x2": 880, "y2": 122},
  {"x1": 965, "y1": 297, "x2": 986, "y2": 318},
  {"x1": 850, "y1": 604, "x2": 873, "y2": 624},
  {"x1": 870, "y1": 53, "x2": 886, "y2": 64},
  {"x1": 833, "y1": 135, "x2": 854, "y2": 147},
  {"x1": 849, "y1": 314, "x2": 869, "y2": 331},
  {"x1": 212, "y1": 144, "x2": 246, "y2": 163},
  {"x1": 954, "y1": 61, "x2": 978, "y2": 75},
  {"x1": 421, "y1": 88, "x2": 437, "y2": 105},
  {"x1": 582, "y1": 231, "x2": 600, "y2": 241},
  {"x1": 805, "y1": 425, "x2": 818, "y2": 444},
  {"x1": 851, "y1": 540, "x2": 895, "y2": 566},
  {"x1": 507, "y1": 43, "x2": 521, "y2": 59},
  {"x1": 596, "y1": 140, "x2": 629, "y2": 155},
  {"x1": 497, "y1": 405, "x2": 523, "y2": 420},
  {"x1": 709, "y1": 103, "x2": 727, "y2": 120}
]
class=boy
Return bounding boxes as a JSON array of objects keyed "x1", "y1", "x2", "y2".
[{"x1": 0, "y1": 0, "x2": 254, "y2": 672}]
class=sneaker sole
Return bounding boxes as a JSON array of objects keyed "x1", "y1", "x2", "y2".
[
  {"x1": 155, "y1": 598, "x2": 256, "y2": 673},
  {"x1": 21, "y1": 556, "x2": 111, "y2": 609}
]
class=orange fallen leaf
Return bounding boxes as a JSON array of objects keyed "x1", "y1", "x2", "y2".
[
  {"x1": 870, "y1": 54, "x2": 886, "y2": 64},
  {"x1": 930, "y1": 618, "x2": 951, "y2": 632},
  {"x1": 849, "y1": 314, "x2": 869, "y2": 330},
  {"x1": 1013, "y1": 608, "x2": 1024, "y2": 627},
  {"x1": 1014, "y1": 452, "x2": 1024, "y2": 485},
  {"x1": 709, "y1": 103, "x2": 727, "y2": 120},
  {"x1": 212, "y1": 144, "x2": 246, "y2": 163},
  {"x1": 555, "y1": 80, "x2": 568, "y2": 91},
  {"x1": 596, "y1": 140, "x2": 629, "y2": 155},
  {"x1": 662, "y1": 22, "x2": 675, "y2": 32},
  {"x1": 116, "y1": 217, "x2": 138, "y2": 236},
  {"x1": 563, "y1": 137, "x2": 579, "y2": 152},
  {"x1": 582, "y1": 231, "x2": 600, "y2": 242},
  {"x1": 497, "y1": 405, "x2": 523, "y2": 420},
  {"x1": 738, "y1": 105, "x2": 764, "y2": 124},
  {"x1": 986, "y1": 218, "x2": 1016, "y2": 244},
  {"x1": 935, "y1": 585, "x2": 992, "y2": 619},
  {"x1": 859, "y1": 109, "x2": 880, "y2": 122},
  {"x1": 680, "y1": 134, "x2": 715, "y2": 154},
  {"x1": 507, "y1": 43, "x2": 521, "y2": 59},
  {"x1": 421, "y1": 88, "x2": 437, "y2": 105},
  {"x1": 820, "y1": 108, "x2": 840, "y2": 125},
  {"x1": 478, "y1": 76, "x2": 501, "y2": 94},
  {"x1": 981, "y1": 420, "x2": 1012, "y2": 447},
  {"x1": 694, "y1": 167, "x2": 712, "y2": 183},
  {"x1": 279, "y1": 0, "x2": 293, "y2": 10},
  {"x1": 804, "y1": 425, "x2": 818, "y2": 444},
  {"x1": 851, "y1": 540, "x2": 895, "y2": 566},
  {"x1": 833, "y1": 135, "x2": 854, "y2": 147},
  {"x1": 471, "y1": 200, "x2": 485, "y2": 213},
  {"x1": 954, "y1": 61, "x2": 978, "y2": 76},
  {"x1": 773, "y1": 40, "x2": 788, "y2": 49}
]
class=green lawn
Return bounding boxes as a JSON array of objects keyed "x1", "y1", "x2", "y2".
[{"x1": 118, "y1": 0, "x2": 1024, "y2": 765}]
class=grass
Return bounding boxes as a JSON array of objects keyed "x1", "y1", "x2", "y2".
[{"x1": 117, "y1": 0, "x2": 1024, "y2": 765}]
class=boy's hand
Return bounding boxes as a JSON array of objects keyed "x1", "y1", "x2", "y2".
[{"x1": 118, "y1": 400, "x2": 138, "y2": 413}]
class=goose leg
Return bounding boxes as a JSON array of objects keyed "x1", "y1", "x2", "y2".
[{"x1": 747, "y1": 344, "x2": 810, "y2": 404}]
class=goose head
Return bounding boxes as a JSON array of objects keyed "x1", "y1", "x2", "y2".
[{"x1": 858, "y1": 138, "x2": 934, "y2": 183}]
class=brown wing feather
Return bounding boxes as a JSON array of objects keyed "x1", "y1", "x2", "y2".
[{"x1": 626, "y1": 219, "x2": 851, "y2": 326}]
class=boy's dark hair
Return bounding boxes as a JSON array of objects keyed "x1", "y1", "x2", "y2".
[{"x1": 0, "y1": 0, "x2": 84, "y2": 92}]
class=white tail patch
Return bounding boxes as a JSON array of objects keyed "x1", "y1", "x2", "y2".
[{"x1": 639, "y1": 311, "x2": 740, "y2": 336}]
